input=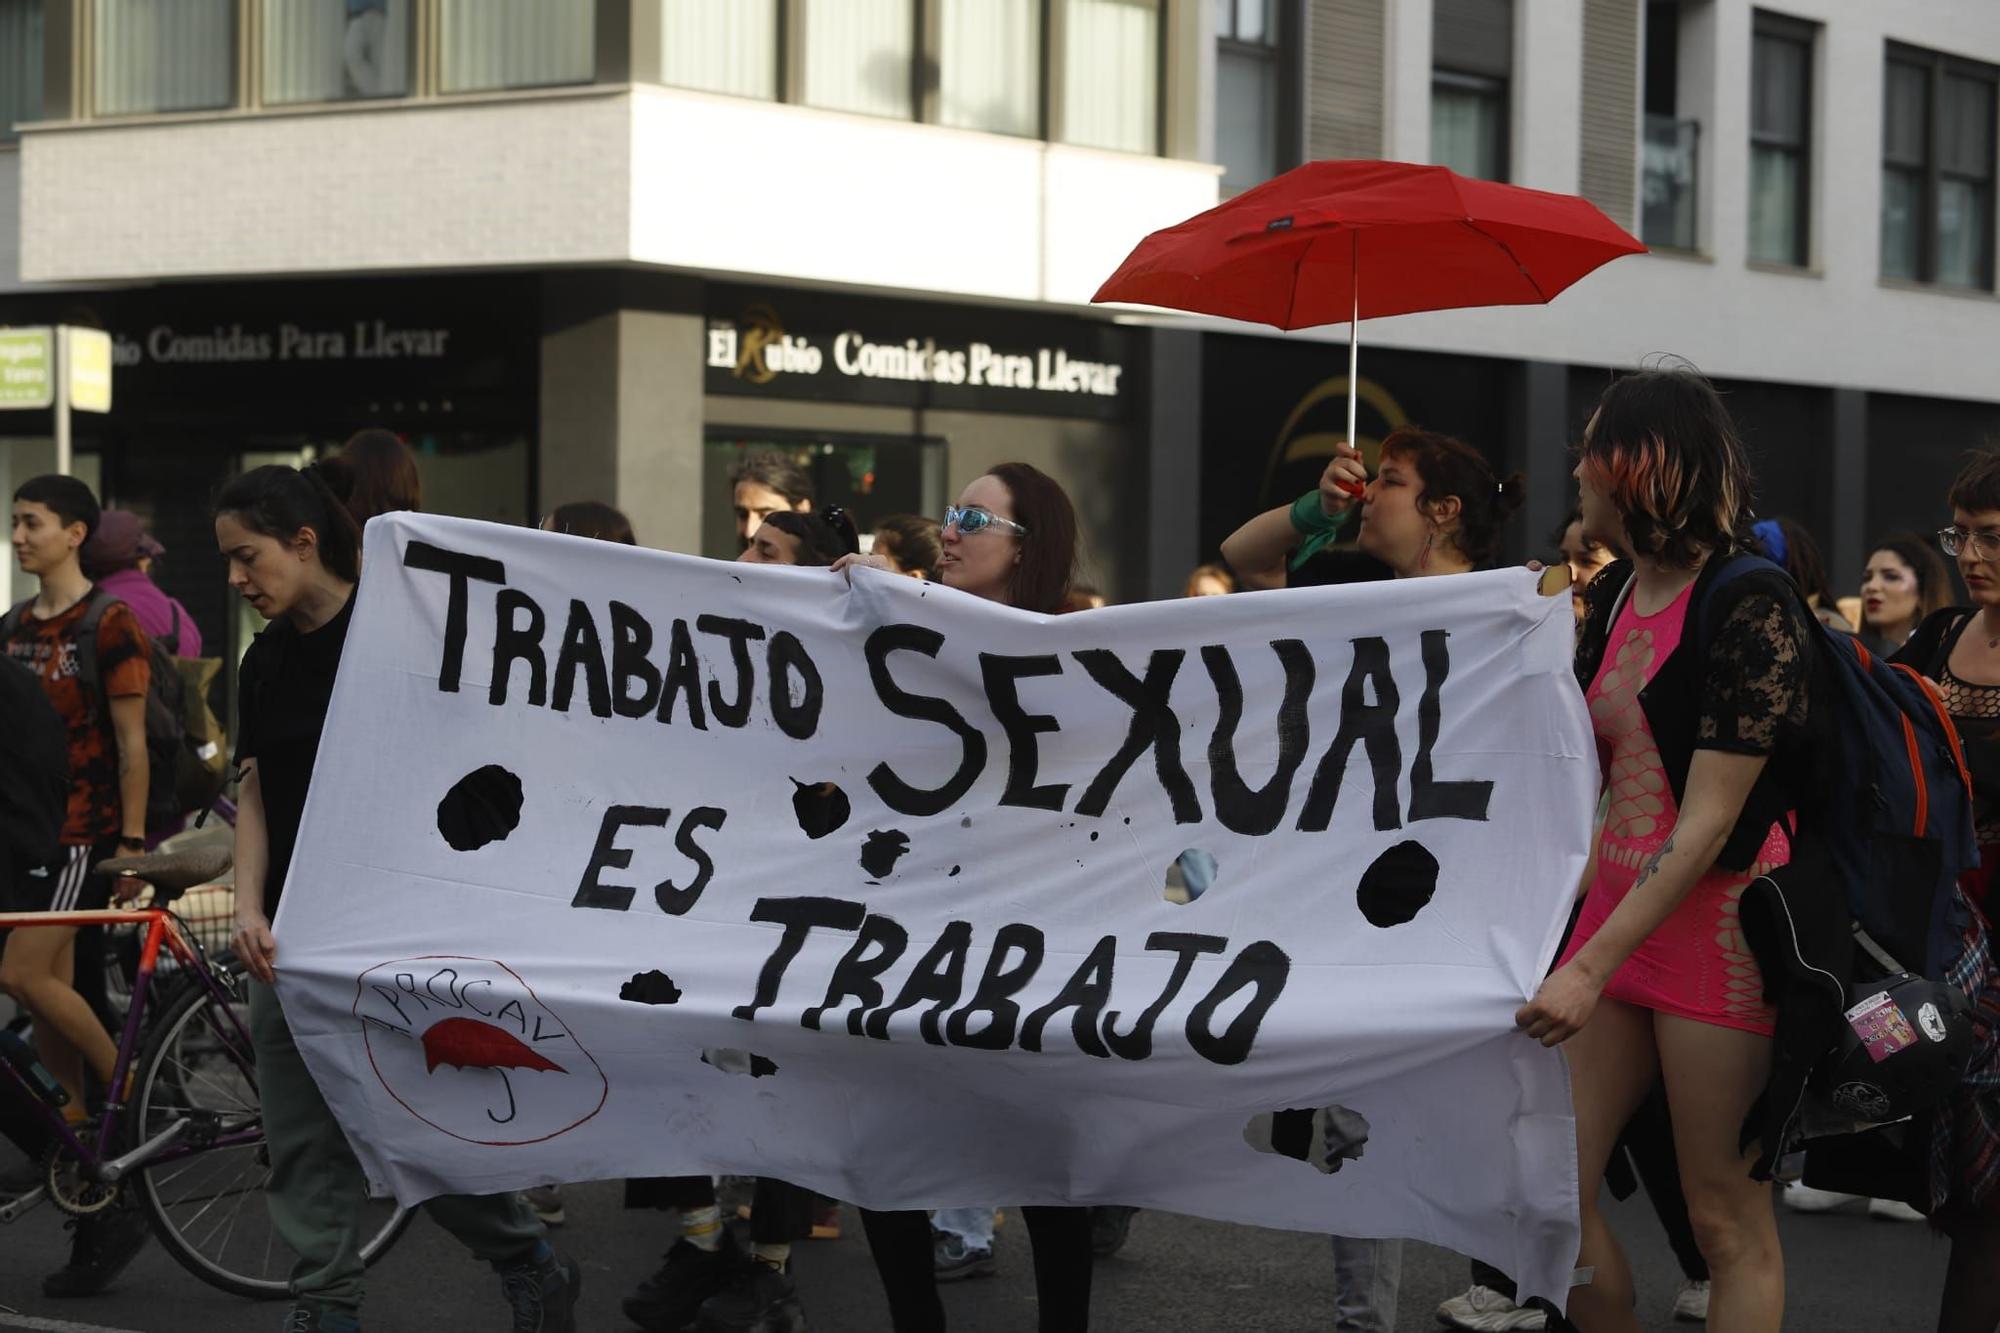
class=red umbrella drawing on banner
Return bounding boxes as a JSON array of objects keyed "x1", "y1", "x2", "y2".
[
  {"x1": 422, "y1": 1017, "x2": 566, "y2": 1125},
  {"x1": 1093, "y1": 160, "x2": 1646, "y2": 494}
]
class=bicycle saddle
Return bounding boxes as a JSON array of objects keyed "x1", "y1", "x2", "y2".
[{"x1": 94, "y1": 847, "x2": 233, "y2": 897}]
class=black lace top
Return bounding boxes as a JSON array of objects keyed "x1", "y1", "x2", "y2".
[{"x1": 1576, "y1": 562, "x2": 1813, "y2": 755}]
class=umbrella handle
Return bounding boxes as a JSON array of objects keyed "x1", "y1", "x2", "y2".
[
  {"x1": 1343, "y1": 231, "x2": 1362, "y2": 499},
  {"x1": 1333, "y1": 479, "x2": 1364, "y2": 498}
]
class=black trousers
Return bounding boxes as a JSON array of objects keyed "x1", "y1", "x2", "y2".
[
  {"x1": 625, "y1": 1174, "x2": 816, "y2": 1246},
  {"x1": 859, "y1": 1205, "x2": 1092, "y2": 1333}
]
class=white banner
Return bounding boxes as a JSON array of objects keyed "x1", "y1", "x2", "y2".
[{"x1": 276, "y1": 513, "x2": 1594, "y2": 1303}]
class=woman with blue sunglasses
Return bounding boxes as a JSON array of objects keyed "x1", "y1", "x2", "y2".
[{"x1": 835, "y1": 462, "x2": 1095, "y2": 1330}]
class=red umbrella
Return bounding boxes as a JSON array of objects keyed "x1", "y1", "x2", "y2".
[{"x1": 1093, "y1": 160, "x2": 1645, "y2": 486}]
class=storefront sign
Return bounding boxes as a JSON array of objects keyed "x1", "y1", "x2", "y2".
[
  {"x1": 111, "y1": 319, "x2": 453, "y2": 368},
  {"x1": 67, "y1": 328, "x2": 113, "y2": 414},
  {"x1": 0, "y1": 327, "x2": 54, "y2": 409},
  {"x1": 705, "y1": 290, "x2": 1131, "y2": 420}
]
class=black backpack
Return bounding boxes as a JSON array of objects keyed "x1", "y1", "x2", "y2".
[{"x1": 0, "y1": 592, "x2": 221, "y2": 833}]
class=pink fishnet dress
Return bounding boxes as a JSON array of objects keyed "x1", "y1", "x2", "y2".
[{"x1": 1559, "y1": 580, "x2": 1783, "y2": 1036}]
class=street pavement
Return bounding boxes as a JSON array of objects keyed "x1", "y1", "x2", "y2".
[{"x1": 0, "y1": 1165, "x2": 1949, "y2": 1332}]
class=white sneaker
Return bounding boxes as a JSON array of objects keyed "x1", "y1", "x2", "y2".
[
  {"x1": 1782, "y1": 1183, "x2": 1861, "y2": 1213},
  {"x1": 1672, "y1": 1277, "x2": 1710, "y2": 1322},
  {"x1": 1866, "y1": 1197, "x2": 1926, "y2": 1222},
  {"x1": 1435, "y1": 1284, "x2": 1548, "y2": 1331}
]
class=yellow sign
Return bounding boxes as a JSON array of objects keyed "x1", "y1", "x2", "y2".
[{"x1": 66, "y1": 327, "x2": 113, "y2": 414}]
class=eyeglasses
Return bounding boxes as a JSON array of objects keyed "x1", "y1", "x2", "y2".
[
  {"x1": 943, "y1": 505, "x2": 1029, "y2": 538},
  {"x1": 1939, "y1": 526, "x2": 2000, "y2": 560}
]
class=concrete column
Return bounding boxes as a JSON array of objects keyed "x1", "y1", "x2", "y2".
[
  {"x1": 1516, "y1": 359, "x2": 1571, "y2": 562},
  {"x1": 1383, "y1": 0, "x2": 1434, "y2": 165},
  {"x1": 1516, "y1": 0, "x2": 1583, "y2": 195},
  {"x1": 1828, "y1": 386, "x2": 1867, "y2": 596},
  {"x1": 538, "y1": 277, "x2": 705, "y2": 555},
  {"x1": 1143, "y1": 327, "x2": 1204, "y2": 601}
]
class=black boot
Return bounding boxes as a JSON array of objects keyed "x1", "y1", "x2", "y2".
[
  {"x1": 695, "y1": 1258, "x2": 807, "y2": 1333},
  {"x1": 43, "y1": 1198, "x2": 150, "y2": 1296},
  {"x1": 624, "y1": 1231, "x2": 744, "y2": 1332},
  {"x1": 496, "y1": 1242, "x2": 581, "y2": 1333}
]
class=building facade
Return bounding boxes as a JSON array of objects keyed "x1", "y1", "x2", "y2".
[{"x1": 2, "y1": 0, "x2": 1999, "y2": 666}]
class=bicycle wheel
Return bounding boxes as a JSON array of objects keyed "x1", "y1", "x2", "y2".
[{"x1": 130, "y1": 966, "x2": 413, "y2": 1299}]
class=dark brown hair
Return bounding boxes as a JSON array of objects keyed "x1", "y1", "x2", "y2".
[
  {"x1": 546, "y1": 500, "x2": 635, "y2": 545},
  {"x1": 873, "y1": 514, "x2": 943, "y2": 580},
  {"x1": 1948, "y1": 449, "x2": 2000, "y2": 516},
  {"x1": 985, "y1": 462, "x2": 1078, "y2": 614},
  {"x1": 761, "y1": 507, "x2": 860, "y2": 567},
  {"x1": 1379, "y1": 427, "x2": 1525, "y2": 565},
  {"x1": 329, "y1": 429, "x2": 423, "y2": 525},
  {"x1": 1868, "y1": 532, "x2": 1954, "y2": 623},
  {"x1": 729, "y1": 450, "x2": 814, "y2": 506},
  {"x1": 1578, "y1": 369, "x2": 1754, "y2": 568},
  {"x1": 216, "y1": 463, "x2": 363, "y2": 583}
]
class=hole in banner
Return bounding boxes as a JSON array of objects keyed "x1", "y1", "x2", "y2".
[
  {"x1": 1243, "y1": 1103, "x2": 1372, "y2": 1175},
  {"x1": 1165, "y1": 848, "x2": 1218, "y2": 905}
]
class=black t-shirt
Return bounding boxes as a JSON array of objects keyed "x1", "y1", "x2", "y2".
[
  {"x1": 234, "y1": 594, "x2": 354, "y2": 916},
  {"x1": 1285, "y1": 547, "x2": 1395, "y2": 588}
]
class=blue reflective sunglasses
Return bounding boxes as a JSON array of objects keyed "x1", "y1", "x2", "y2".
[{"x1": 943, "y1": 505, "x2": 1029, "y2": 537}]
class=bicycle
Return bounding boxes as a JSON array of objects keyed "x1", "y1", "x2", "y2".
[{"x1": 0, "y1": 847, "x2": 411, "y2": 1298}]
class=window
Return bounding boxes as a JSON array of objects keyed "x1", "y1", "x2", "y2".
[
  {"x1": 439, "y1": 0, "x2": 594, "y2": 94},
  {"x1": 1748, "y1": 14, "x2": 1813, "y2": 266},
  {"x1": 93, "y1": 0, "x2": 234, "y2": 115},
  {"x1": 0, "y1": 0, "x2": 40, "y2": 140},
  {"x1": 1431, "y1": 0, "x2": 1512, "y2": 181},
  {"x1": 1882, "y1": 45, "x2": 1997, "y2": 291},
  {"x1": 263, "y1": 0, "x2": 412, "y2": 104},
  {"x1": 801, "y1": 0, "x2": 914, "y2": 120},
  {"x1": 1642, "y1": 1, "x2": 1699, "y2": 251},
  {"x1": 1217, "y1": 0, "x2": 1296, "y2": 192},
  {"x1": 1061, "y1": 0, "x2": 1160, "y2": 155},
  {"x1": 660, "y1": 0, "x2": 778, "y2": 100},
  {"x1": 939, "y1": 0, "x2": 1039, "y2": 137}
]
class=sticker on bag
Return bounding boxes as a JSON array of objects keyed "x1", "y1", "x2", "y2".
[{"x1": 1844, "y1": 990, "x2": 1919, "y2": 1064}]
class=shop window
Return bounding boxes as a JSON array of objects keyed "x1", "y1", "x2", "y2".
[
  {"x1": 801, "y1": 0, "x2": 914, "y2": 121},
  {"x1": 263, "y1": 0, "x2": 412, "y2": 105},
  {"x1": 939, "y1": 0, "x2": 1039, "y2": 137},
  {"x1": 1431, "y1": 0, "x2": 1512, "y2": 181},
  {"x1": 1217, "y1": 0, "x2": 1300, "y2": 193},
  {"x1": 1748, "y1": 13, "x2": 1814, "y2": 267},
  {"x1": 661, "y1": 0, "x2": 778, "y2": 101},
  {"x1": 702, "y1": 433, "x2": 946, "y2": 562},
  {"x1": 439, "y1": 0, "x2": 594, "y2": 94},
  {"x1": 1061, "y1": 0, "x2": 1160, "y2": 155},
  {"x1": 93, "y1": 0, "x2": 235, "y2": 116},
  {"x1": 1883, "y1": 44, "x2": 1998, "y2": 291},
  {"x1": 0, "y1": 0, "x2": 40, "y2": 141}
]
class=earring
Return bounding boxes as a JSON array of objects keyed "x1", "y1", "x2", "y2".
[{"x1": 1419, "y1": 529, "x2": 1434, "y2": 573}]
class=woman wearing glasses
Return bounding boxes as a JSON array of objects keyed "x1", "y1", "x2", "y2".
[
  {"x1": 834, "y1": 462, "x2": 1095, "y2": 1331},
  {"x1": 1887, "y1": 457, "x2": 2000, "y2": 1333}
]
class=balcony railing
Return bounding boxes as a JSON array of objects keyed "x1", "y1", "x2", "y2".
[{"x1": 1642, "y1": 114, "x2": 1700, "y2": 252}]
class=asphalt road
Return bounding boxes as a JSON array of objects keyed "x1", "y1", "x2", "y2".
[{"x1": 0, "y1": 1166, "x2": 1950, "y2": 1332}]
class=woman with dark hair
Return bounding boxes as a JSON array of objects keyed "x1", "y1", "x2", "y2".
[
  {"x1": 1224, "y1": 427, "x2": 1524, "y2": 1333},
  {"x1": 1860, "y1": 531, "x2": 1953, "y2": 654},
  {"x1": 832, "y1": 462, "x2": 1095, "y2": 1331},
  {"x1": 1880, "y1": 450, "x2": 2000, "y2": 1333},
  {"x1": 1516, "y1": 369, "x2": 1819, "y2": 1333},
  {"x1": 873, "y1": 514, "x2": 943, "y2": 580},
  {"x1": 217, "y1": 464, "x2": 576, "y2": 1333},
  {"x1": 328, "y1": 429, "x2": 422, "y2": 526},
  {"x1": 542, "y1": 500, "x2": 637, "y2": 545},
  {"x1": 739, "y1": 507, "x2": 859, "y2": 567},
  {"x1": 1221, "y1": 428, "x2": 1525, "y2": 588},
  {"x1": 1555, "y1": 506, "x2": 1614, "y2": 625}
]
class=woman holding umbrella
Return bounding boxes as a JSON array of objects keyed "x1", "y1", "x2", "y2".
[
  {"x1": 1223, "y1": 427, "x2": 1524, "y2": 1333},
  {"x1": 1516, "y1": 370, "x2": 1819, "y2": 1333}
]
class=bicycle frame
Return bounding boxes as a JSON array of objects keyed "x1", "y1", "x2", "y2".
[{"x1": 0, "y1": 908, "x2": 259, "y2": 1188}]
